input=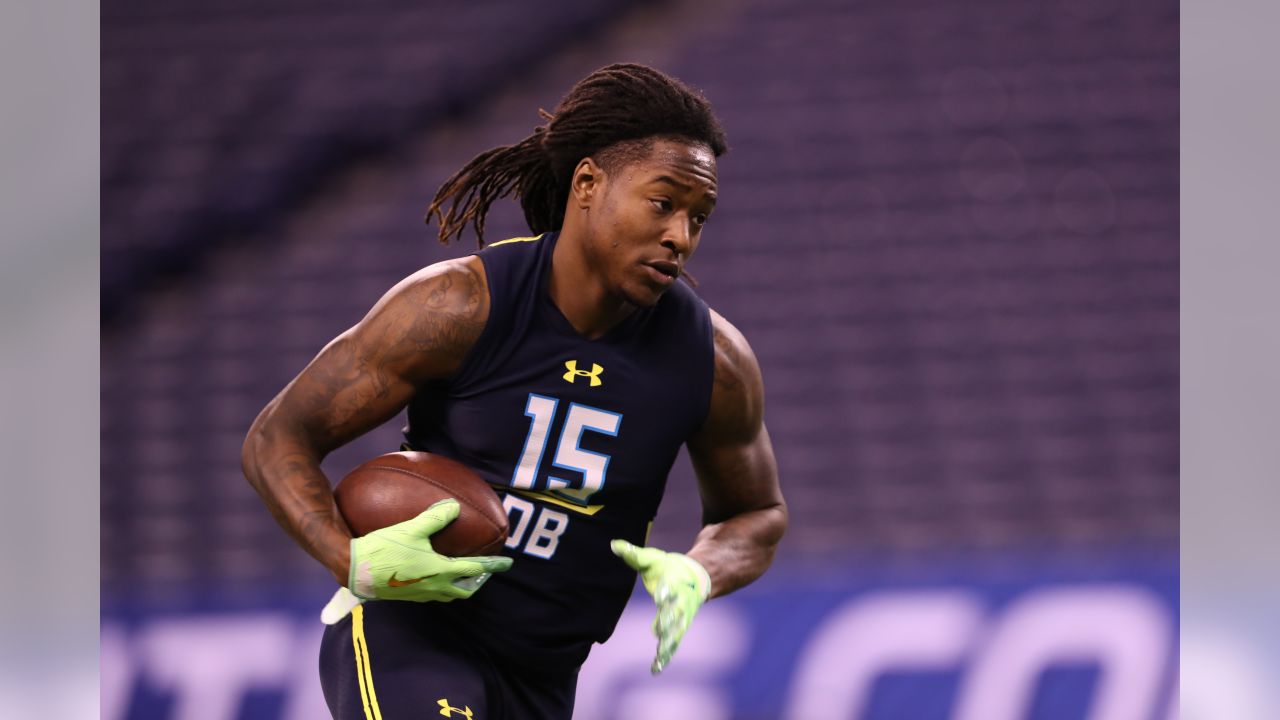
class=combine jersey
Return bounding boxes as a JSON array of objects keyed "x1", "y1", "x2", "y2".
[{"x1": 400, "y1": 231, "x2": 715, "y2": 671}]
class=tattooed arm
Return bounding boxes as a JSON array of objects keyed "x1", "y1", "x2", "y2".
[
  {"x1": 685, "y1": 310, "x2": 787, "y2": 598},
  {"x1": 240, "y1": 257, "x2": 489, "y2": 585}
]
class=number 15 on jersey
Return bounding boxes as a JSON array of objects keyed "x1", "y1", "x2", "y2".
[
  {"x1": 510, "y1": 393, "x2": 621, "y2": 506},
  {"x1": 503, "y1": 393, "x2": 621, "y2": 559}
]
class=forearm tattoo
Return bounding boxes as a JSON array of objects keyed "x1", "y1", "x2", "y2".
[{"x1": 244, "y1": 260, "x2": 488, "y2": 574}]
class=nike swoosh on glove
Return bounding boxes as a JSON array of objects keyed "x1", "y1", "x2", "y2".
[{"x1": 321, "y1": 499, "x2": 512, "y2": 624}]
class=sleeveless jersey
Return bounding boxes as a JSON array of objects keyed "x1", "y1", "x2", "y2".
[{"x1": 401, "y1": 231, "x2": 715, "y2": 671}]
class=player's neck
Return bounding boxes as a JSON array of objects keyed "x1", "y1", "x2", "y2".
[{"x1": 548, "y1": 226, "x2": 635, "y2": 340}]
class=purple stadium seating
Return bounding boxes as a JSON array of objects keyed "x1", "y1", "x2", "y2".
[{"x1": 102, "y1": 0, "x2": 1177, "y2": 608}]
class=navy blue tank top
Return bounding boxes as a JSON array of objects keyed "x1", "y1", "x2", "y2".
[{"x1": 401, "y1": 231, "x2": 715, "y2": 670}]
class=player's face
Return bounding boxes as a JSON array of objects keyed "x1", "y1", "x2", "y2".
[{"x1": 590, "y1": 139, "x2": 718, "y2": 307}]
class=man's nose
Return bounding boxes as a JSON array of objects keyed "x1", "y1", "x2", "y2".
[{"x1": 661, "y1": 220, "x2": 692, "y2": 257}]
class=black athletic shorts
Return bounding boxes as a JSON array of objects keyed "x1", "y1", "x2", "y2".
[{"x1": 320, "y1": 600, "x2": 578, "y2": 720}]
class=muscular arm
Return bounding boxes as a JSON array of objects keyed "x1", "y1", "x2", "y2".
[
  {"x1": 240, "y1": 257, "x2": 489, "y2": 584},
  {"x1": 685, "y1": 310, "x2": 787, "y2": 599}
]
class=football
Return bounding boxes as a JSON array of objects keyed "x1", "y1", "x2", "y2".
[{"x1": 334, "y1": 451, "x2": 509, "y2": 557}]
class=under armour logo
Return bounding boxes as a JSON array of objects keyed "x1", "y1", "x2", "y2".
[
  {"x1": 437, "y1": 698, "x2": 473, "y2": 719},
  {"x1": 563, "y1": 360, "x2": 604, "y2": 387}
]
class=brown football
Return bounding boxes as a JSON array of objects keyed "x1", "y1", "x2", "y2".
[{"x1": 334, "y1": 451, "x2": 508, "y2": 557}]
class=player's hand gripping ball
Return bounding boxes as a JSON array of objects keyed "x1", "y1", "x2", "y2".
[
  {"x1": 322, "y1": 499, "x2": 514, "y2": 624},
  {"x1": 321, "y1": 452, "x2": 514, "y2": 624},
  {"x1": 349, "y1": 498, "x2": 513, "y2": 602},
  {"x1": 611, "y1": 539, "x2": 711, "y2": 674}
]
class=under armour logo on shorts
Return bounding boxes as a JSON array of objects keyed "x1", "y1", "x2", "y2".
[{"x1": 437, "y1": 698, "x2": 473, "y2": 718}]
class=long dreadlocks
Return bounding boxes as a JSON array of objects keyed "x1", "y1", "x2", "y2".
[{"x1": 426, "y1": 63, "x2": 728, "y2": 247}]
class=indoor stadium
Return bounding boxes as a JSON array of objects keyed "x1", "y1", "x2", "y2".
[{"x1": 102, "y1": 0, "x2": 1178, "y2": 717}]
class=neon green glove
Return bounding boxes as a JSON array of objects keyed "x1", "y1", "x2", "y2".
[
  {"x1": 349, "y1": 499, "x2": 513, "y2": 602},
  {"x1": 610, "y1": 539, "x2": 712, "y2": 674}
]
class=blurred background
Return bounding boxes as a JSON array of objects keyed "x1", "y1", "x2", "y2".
[{"x1": 100, "y1": 0, "x2": 1178, "y2": 718}]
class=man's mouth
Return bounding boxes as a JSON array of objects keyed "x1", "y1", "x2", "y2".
[{"x1": 646, "y1": 260, "x2": 680, "y2": 279}]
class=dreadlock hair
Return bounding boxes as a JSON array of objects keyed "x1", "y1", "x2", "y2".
[{"x1": 426, "y1": 63, "x2": 728, "y2": 248}]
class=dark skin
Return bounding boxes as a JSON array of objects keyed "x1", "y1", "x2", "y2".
[{"x1": 242, "y1": 138, "x2": 786, "y2": 598}]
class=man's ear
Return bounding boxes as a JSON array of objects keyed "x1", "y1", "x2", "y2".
[{"x1": 570, "y1": 157, "x2": 605, "y2": 209}]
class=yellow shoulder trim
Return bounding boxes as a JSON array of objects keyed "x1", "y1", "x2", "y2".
[{"x1": 486, "y1": 234, "x2": 543, "y2": 248}]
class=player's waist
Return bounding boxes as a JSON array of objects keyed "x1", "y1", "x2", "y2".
[{"x1": 431, "y1": 595, "x2": 604, "y2": 673}]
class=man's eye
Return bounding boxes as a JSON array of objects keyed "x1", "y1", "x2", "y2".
[
  {"x1": 692, "y1": 213, "x2": 708, "y2": 226},
  {"x1": 651, "y1": 199, "x2": 672, "y2": 212}
]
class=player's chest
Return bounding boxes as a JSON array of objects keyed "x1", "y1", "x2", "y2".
[{"x1": 443, "y1": 338, "x2": 702, "y2": 496}]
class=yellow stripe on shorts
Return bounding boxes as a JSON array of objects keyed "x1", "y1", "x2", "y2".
[{"x1": 351, "y1": 604, "x2": 384, "y2": 720}]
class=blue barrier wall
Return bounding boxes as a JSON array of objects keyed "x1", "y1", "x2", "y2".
[{"x1": 102, "y1": 554, "x2": 1176, "y2": 720}]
